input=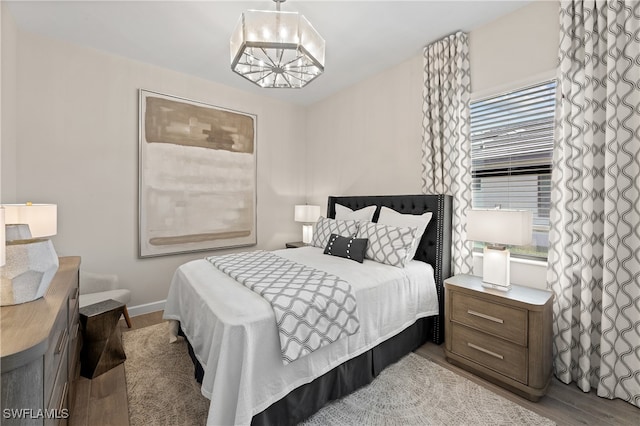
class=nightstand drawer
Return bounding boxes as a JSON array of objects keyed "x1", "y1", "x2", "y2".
[
  {"x1": 451, "y1": 291, "x2": 527, "y2": 346},
  {"x1": 451, "y1": 323, "x2": 527, "y2": 384}
]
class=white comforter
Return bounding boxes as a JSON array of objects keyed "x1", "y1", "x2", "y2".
[{"x1": 163, "y1": 247, "x2": 438, "y2": 426}]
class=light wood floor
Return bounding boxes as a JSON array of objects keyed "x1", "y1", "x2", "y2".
[
  {"x1": 70, "y1": 311, "x2": 164, "y2": 426},
  {"x1": 70, "y1": 311, "x2": 639, "y2": 426},
  {"x1": 415, "y1": 344, "x2": 639, "y2": 426}
]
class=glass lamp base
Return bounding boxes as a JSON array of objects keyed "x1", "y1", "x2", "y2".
[
  {"x1": 302, "y1": 224, "x2": 313, "y2": 244},
  {"x1": 481, "y1": 246, "x2": 511, "y2": 289},
  {"x1": 481, "y1": 282, "x2": 512, "y2": 292}
]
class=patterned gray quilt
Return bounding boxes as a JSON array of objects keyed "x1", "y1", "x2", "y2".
[{"x1": 207, "y1": 251, "x2": 360, "y2": 364}]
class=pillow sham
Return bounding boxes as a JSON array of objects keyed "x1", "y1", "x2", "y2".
[
  {"x1": 334, "y1": 204, "x2": 377, "y2": 222},
  {"x1": 377, "y1": 207, "x2": 433, "y2": 260},
  {"x1": 356, "y1": 221, "x2": 418, "y2": 268},
  {"x1": 311, "y1": 217, "x2": 359, "y2": 249},
  {"x1": 323, "y1": 234, "x2": 368, "y2": 263}
]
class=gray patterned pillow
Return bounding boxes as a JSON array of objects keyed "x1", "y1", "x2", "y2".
[
  {"x1": 356, "y1": 221, "x2": 418, "y2": 268},
  {"x1": 377, "y1": 207, "x2": 432, "y2": 260},
  {"x1": 311, "y1": 217, "x2": 359, "y2": 248}
]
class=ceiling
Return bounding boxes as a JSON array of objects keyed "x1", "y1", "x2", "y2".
[{"x1": 6, "y1": 0, "x2": 532, "y2": 105}]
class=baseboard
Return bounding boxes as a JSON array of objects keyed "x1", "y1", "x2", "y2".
[{"x1": 128, "y1": 299, "x2": 166, "y2": 317}]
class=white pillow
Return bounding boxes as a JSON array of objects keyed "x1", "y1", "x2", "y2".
[
  {"x1": 335, "y1": 204, "x2": 377, "y2": 222},
  {"x1": 377, "y1": 207, "x2": 433, "y2": 260},
  {"x1": 356, "y1": 221, "x2": 418, "y2": 268},
  {"x1": 310, "y1": 217, "x2": 359, "y2": 249}
]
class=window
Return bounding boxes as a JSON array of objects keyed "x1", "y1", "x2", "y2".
[{"x1": 470, "y1": 80, "x2": 556, "y2": 259}]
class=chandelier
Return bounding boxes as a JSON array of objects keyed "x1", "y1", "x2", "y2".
[{"x1": 230, "y1": 0, "x2": 325, "y2": 88}]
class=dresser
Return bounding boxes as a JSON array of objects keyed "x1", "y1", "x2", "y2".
[
  {"x1": 444, "y1": 274, "x2": 553, "y2": 401},
  {"x1": 1, "y1": 257, "x2": 82, "y2": 425}
]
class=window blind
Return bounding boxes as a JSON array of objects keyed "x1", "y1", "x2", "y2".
[{"x1": 470, "y1": 80, "x2": 556, "y2": 258}]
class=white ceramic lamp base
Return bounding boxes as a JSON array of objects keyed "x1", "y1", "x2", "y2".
[{"x1": 0, "y1": 238, "x2": 59, "y2": 306}]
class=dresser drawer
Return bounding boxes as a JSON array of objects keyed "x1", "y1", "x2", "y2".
[
  {"x1": 0, "y1": 257, "x2": 81, "y2": 425},
  {"x1": 44, "y1": 305, "x2": 69, "y2": 403},
  {"x1": 68, "y1": 292, "x2": 80, "y2": 373},
  {"x1": 69, "y1": 321, "x2": 82, "y2": 382},
  {"x1": 68, "y1": 283, "x2": 79, "y2": 321},
  {"x1": 451, "y1": 291, "x2": 527, "y2": 346},
  {"x1": 451, "y1": 323, "x2": 527, "y2": 384},
  {"x1": 46, "y1": 345, "x2": 69, "y2": 426}
]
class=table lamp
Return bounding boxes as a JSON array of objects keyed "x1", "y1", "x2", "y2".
[
  {"x1": 1, "y1": 203, "x2": 59, "y2": 306},
  {"x1": 294, "y1": 205, "x2": 321, "y2": 244},
  {"x1": 466, "y1": 209, "x2": 532, "y2": 291}
]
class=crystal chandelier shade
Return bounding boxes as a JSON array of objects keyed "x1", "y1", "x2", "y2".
[{"x1": 230, "y1": 2, "x2": 325, "y2": 88}]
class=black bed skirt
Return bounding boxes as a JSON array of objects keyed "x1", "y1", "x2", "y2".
[{"x1": 180, "y1": 316, "x2": 433, "y2": 426}]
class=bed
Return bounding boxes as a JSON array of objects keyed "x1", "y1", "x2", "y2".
[{"x1": 163, "y1": 194, "x2": 452, "y2": 425}]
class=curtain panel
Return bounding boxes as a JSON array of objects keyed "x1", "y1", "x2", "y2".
[
  {"x1": 421, "y1": 31, "x2": 473, "y2": 275},
  {"x1": 549, "y1": 0, "x2": 640, "y2": 407}
]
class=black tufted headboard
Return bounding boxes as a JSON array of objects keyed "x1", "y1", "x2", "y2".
[{"x1": 327, "y1": 194, "x2": 452, "y2": 344}]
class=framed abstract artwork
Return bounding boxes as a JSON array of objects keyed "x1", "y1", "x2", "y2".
[{"x1": 138, "y1": 89, "x2": 257, "y2": 257}]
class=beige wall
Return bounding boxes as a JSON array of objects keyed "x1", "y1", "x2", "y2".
[
  {"x1": 305, "y1": 0, "x2": 559, "y2": 289},
  {"x1": 305, "y1": 54, "x2": 424, "y2": 210},
  {"x1": 8, "y1": 31, "x2": 307, "y2": 307},
  {"x1": 2, "y1": 0, "x2": 559, "y2": 308},
  {"x1": 306, "y1": 0, "x2": 558, "y2": 205},
  {"x1": 469, "y1": 0, "x2": 559, "y2": 96},
  {"x1": 1, "y1": 1, "x2": 18, "y2": 201}
]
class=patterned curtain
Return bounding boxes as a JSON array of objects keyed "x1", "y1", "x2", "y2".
[
  {"x1": 548, "y1": 0, "x2": 640, "y2": 407},
  {"x1": 421, "y1": 32, "x2": 473, "y2": 275}
]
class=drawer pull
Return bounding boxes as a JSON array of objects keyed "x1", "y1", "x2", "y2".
[
  {"x1": 58, "y1": 381, "x2": 68, "y2": 412},
  {"x1": 468, "y1": 342, "x2": 504, "y2": 360},
  {"x1": 468, "y1": 309, "x2": 504, "y2": 324},
  {"x1": 55, "y1": 328, "x2": 68, "y2": 355}
]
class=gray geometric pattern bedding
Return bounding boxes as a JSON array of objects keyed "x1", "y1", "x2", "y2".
[
  {"x1": 357, "y1": 221, "x2": 418, "y2": 268},
  {"x1": 207, "y1": 251, "x2": 360, "y2": 364},
  {"x1": 311, "y1": 217, "x2": 359, "y2": 249}
]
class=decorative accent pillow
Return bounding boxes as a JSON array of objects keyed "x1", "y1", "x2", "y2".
[
  {"x1": 311, "y1": 217, "x2": 359, "y2": 249},
  {"x1": 356, "y1": 221, "x2": 418, "y2": 268},
  {"x1": 377, "y1": 207, "x2": 433, "y2": 260},
  {"x1": 334, "y1": 204, "x2": 377, "y2": 222},
  {"x1": 323, "y1": 234, "x2": 368, "y2": 263}
]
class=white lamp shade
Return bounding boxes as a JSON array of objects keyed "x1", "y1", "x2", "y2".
[
  {"x1": 294, "y1": 205, "x2": 321, "y2": 223},
  {"x1": 3, "y1": 204, "x2": 57, "y2": 238},
  {"x1": 1, "y1": 207, "x2": 5, "y2": 266},
  {"x1": 467, "y1": 209, "x2": 532, "y2": 246}
]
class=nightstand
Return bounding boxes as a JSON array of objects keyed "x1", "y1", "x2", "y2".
[
  {"x1": 285, "y1": 241, "x2": 306, "y2": 248},
  {"x1": 444, "y1": 274, "x2": 553, "y2": 401}
]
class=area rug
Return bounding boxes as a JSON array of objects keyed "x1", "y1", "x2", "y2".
[
  {"x1": 123, "y1": 322, "x2": 554, "y2": 426},
  {"x1": 123, "y1": 323, "x2": 208, "y2": 426}
]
